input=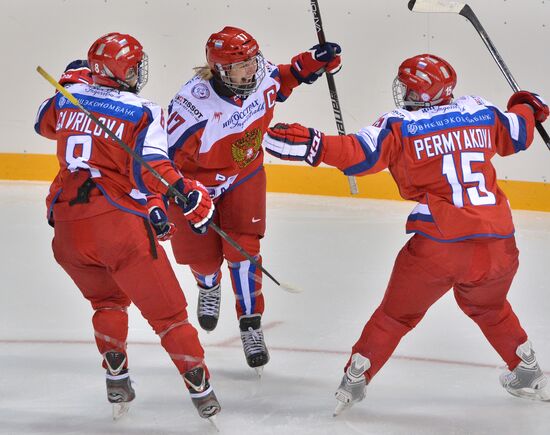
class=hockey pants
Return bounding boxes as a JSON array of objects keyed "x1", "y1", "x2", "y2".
[{"x1": 349, "y1": 234, "x2": 528, "y2": 380}]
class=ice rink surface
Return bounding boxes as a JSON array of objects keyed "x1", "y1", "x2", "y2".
[{"x1": 1, "y1": 181, "x2": 549, "y2": 435}]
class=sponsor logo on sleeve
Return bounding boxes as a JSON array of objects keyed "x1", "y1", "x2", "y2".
[
  {"x1": 191, "y1": 83, "x2": 210, "y2": 99},
  {"x1": 173, "y1": 94, "x2": 204, "y2": 120}
]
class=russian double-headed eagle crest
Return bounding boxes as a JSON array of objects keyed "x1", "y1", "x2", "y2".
[{"x1": 231, "y1": 128, "x2": 262, "y2": 168}]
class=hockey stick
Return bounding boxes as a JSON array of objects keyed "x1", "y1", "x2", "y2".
[
  {"x1": 408, "y1": 0, "x2": 550, "y2": 150},
  {"x1": 310, "y1": 0, "x2": 359, "y2": 194},
  {"x1": 36, "y1": 66, "x2": 301, "y2": 293}
]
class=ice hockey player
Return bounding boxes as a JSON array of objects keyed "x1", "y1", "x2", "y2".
[
  {"x1": 35, "y1": 33, "x2": 221, "y2": 423},
  {"x1": 166, "y1": 26, "x2": 341, "y2": 375},
  {"x1": 264, "y1": 53, "x2": 550, "y2": 413}
]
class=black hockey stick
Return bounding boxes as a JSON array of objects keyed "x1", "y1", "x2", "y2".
[
  {"x1": 310, "y1": 0, "x2": 359, "y2": 194},
  {"x1": 36, "y1": 66, "x2": 301, "y2": 293},
  {"x1": 408, "y1": 0, "x2": 550, "y2": 150}
]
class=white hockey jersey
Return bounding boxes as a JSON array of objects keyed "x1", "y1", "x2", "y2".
[{"x1": 167, "y1": 61, "x2": 298, "y2": 198}]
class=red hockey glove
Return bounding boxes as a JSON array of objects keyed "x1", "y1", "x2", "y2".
[
  {"x1": 290, "y1": 42, "x2": 342, "y2": 84},
  {"x1": 148, "y1": 206, "x2": 176, "y2": 241},
  {"x1": 507, "y1": 91, "x2": 549, "y2": 123},
  {"x1": 265, "y1": 123, "x2": 324, "y2": 166},
  {"x1": 172, "y1": 178, "x2": 214, "y2": 235},
  {"x1": 59, "y1": 59, "x2": 93, "y2": 86}
]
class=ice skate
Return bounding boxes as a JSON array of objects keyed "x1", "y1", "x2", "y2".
[
  {"x1": 333, "y1": 353, "x2": 370, "y2": 416},
  {"x1": 239, "y1": 314, "x2": 269, "y2": 376},
  {"x1": 104, "y1": 351, "x2": 135, "y2": 420},
  {"x1": 500, "y1": 341, "x2": 550, "y2": 402},
  {"x1": 184, "y1": 365, "x2": 222, "y2": 425},
  {"x1": 197, "y1": 284, "x2": 221, "y2": 332}
]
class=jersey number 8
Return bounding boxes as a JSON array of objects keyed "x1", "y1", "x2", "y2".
[{"x1": 65, "y1": 134, "x2": 101, "y2": 178}]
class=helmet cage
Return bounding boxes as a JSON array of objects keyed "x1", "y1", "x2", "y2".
[
  {"x1": 135, "y1": 52, "x2": 149, "y2": 93},
  {"x1": 392, "y1": 76, "x2": 439, "y2": 109},
  {"x1": 97, "y1": 52, "x2": 149, "y2": 93},
  {"x1": 213, "y1": 51, "x2": 266, "y2": 97}
]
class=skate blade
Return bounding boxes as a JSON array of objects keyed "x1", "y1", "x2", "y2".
[
  {"x1": 207, "y1": 414, "x2": 220, "y2": 432},
  {"x1": 112, "y1": 402, "x2": 130, "y2": 420},
  {"x1": 254, "y1": 366, "x2": 264, "y2": 378},
  {"x1": 506, "y1": 386, "x2": 550, "y2": 402},
  {"x1": 333, "y1": 400, "x2": 351, "y2": 417}
]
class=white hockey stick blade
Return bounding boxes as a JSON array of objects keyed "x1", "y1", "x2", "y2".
[
  {"x1": 408, "y1": 0, "x2": 466, "y2": 13},
  {"x1": 248, "y1": 271, "x2": 303, "y2": 294},
  {"x1": 280, "y1": 281, "x2": 303, "y2": 294},
  {"x1": 248, "y1": 272, "x2": 303, "y2": 293},
  {"x1": 207, "y1": 414, "x2": 220, "y2": 432},
  {"x1": 112, "y1": 402, "x2": 130, "y2": 420}
]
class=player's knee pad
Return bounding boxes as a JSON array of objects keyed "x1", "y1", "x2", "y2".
[
  {"x1": 148, "y1": 308, "x2": 190, "y2": 336},
  {"x1": 92, "y1": 306, "x2": 129, "y2": 352},
  {"x1": 190, "y1": 257, "x2": 224, "y2": 288},
  {"x1": 376, "y1": 306, "x2": 421, "y2": 333},
  {"x1": 156, "y1": 317, "x2": 205, "y2": 373},
  {"x1": 223, "y1": 233, "x2": 260, "y2": 263},
  {"x1": 191, "y1": 268, "x2": 222, "y2": 289}
]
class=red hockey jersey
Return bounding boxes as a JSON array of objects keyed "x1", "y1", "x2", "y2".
[
  {"x1": 35, "y1": 83, "x2": 180, "y2": 222},
  {"x1": 321, "y1": 95, "x2": 536, "y2": 242}
]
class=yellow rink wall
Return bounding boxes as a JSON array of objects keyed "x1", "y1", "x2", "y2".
[{"x1": 1, "y1": 153, "x2": 549, "y2": 212}]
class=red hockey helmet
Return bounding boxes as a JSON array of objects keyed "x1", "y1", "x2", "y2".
[
  {"x1": 205, "y1": 26, "x2": 266, "y2": 97},
  {"x1": 87, "y1": 32, "x2": 149, "y2": 93},
  {"x1": 392, "y1": 54, "x2": 457, "y2": 109}
]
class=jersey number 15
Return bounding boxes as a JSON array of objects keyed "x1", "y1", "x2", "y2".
[{"x1": 442, "y1": 152, "x2": 496, "y2": 207}]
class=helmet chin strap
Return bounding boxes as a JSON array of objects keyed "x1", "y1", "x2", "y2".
[
  {"x1": 211, "y1": 74, "x2": 237, "y2": 98},
  {"x1": 211, "y1": 73, "x2": 255, "y2": 99},
  {"x1": 112, "y1": 77, "x2": 139, "y2": 94}
]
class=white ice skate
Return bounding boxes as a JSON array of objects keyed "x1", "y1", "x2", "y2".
[
  {"x1": 500, "y1": 341, "x2": 550, "y2": 401},
  {"x1": 334, "y1": 353, "x2": 370, "y2": 416}
]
